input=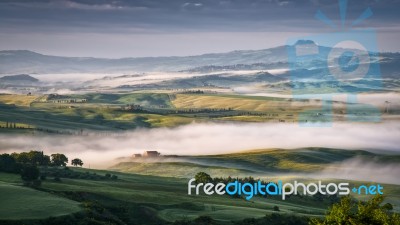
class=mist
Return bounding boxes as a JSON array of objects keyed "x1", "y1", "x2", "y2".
[
  {"x1": 0, "y1": 122, "x2": 399, "y2": 168},
  {"x1": 312, "y1": 157, "x2": 400, "y2": 185}
]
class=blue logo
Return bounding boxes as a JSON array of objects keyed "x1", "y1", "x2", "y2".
[
  {"x1": 286, "y1": 0, "x2": 382, "y2": 126},
  {"x1": 188, "y1": 179, "x2": 384, "y2": 201}
]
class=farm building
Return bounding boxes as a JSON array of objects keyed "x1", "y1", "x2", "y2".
[{"x1": 143, "y1": 151, "x2": 161, "y2": 157}]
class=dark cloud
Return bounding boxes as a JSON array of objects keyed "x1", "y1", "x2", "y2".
[
  {"x1": 1, "y1": 0, "x2": 398, "y2": 32},
  {"x1": 0, "y1": 0, "x2": 398, "y2": 56}
]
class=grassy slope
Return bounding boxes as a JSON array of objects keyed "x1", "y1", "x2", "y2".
[
  {"x1": 111, "y1": 148, "x2": 386, "y2": 177},
  {"x1": 0, "y1": 94, "x2": 38, "y2": 107},
  {"x1": 0, "y1": 92, "x2": 194, "y2": 131},
  {"x1": 79, "y1": 93, "x2": 174, "y2": 108},
  {"x1": 110, "y1": 147, "x2": 400, "y2": 212},
  {"x1": 40, "y1": 169, "x2": 330, "y2": 221},
  {"x1": 111, "y1": 161, "x2": 252, "y2": 178},
  {"x1": 171, "y1": 93, "x2": 328, "y2": 122},
  {"x1": 0, "y1": 169, "x2": 329, "y2": 222},
  {"x1": 172, "y1": 94, "x2": 311, "y2": 112},
  {"x1": 1, "y1": 147, "x2": 399, "y2": 222},
  {"x1": 0, "y1": 181, "x2": 81, "y2": 220},
  {"x1": 0, "y1": 93, "x2": 349, "y2": 132}
]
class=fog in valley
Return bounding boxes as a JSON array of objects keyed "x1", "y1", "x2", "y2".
[{"x1": 1, "y1": 122, "x2": 399, "y2": 169}]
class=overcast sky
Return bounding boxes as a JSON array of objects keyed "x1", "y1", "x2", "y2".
[{"x1": 0, "y1": 0, "x2": 399, "y2": 58}]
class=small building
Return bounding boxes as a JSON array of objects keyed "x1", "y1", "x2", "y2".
[
  {"x1": 132, "y1": 154, "x2": 142, "y2": 158},
  {"x1": 143, "y1": 151, "x2": 160, "y2": 157}
]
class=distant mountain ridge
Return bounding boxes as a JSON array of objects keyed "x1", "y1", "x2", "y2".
[
  {"x1": 0, "y1": 74, "x2": 38, "y2": 82},
  {"x1": 0, "y1": 46, "x2": 399, "y2": 75},
  {"x1": 0, "y1": 47, "x2": 288, "y2": 74}
]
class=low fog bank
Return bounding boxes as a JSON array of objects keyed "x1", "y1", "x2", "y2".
[
  {"x1": 0, "y1": 122, "x2": 399, "y2": 168},
  {"x1": 116, "y1": 156, "x2": 400, "y2": 185},
  {"x1": 235, "y1": 88, "x2": 400, "y2": 106},
  {"x1": 312, "y1": 157, "x2": 400, "y2": 185}
]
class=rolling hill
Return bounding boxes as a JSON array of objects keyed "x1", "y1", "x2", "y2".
[
  {"x1": 1, "y1": 46, "x2": 399, "y2": 75},
  {"x1": 0, "y1": 182, "x2": 81, "y2": 220},
  {"x1": 110, "y1": 148, "x2": 400, "y2": 178}
]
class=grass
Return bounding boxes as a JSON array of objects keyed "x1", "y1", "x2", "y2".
[
  {"x1": 0, "y1": 181, "x2": 81, "y2": 220},
  {"x1": 110, "y1": 162, "x2": 252, "y2": 178},
  {"x1": 0, "y1": 102, "x2": 195, "y2": 132},
  {"x1": 78, "y1": 93, "x2": 174, "y2": 108},
  {"x1": 0, "y1": 93, "x2": 352, "y2": 132},
  {"x1": 172, "y1": 94, "x2": 314, "y2": 112},
  {"x1": 0, "y1": 147, "x2": 399, "y2": 223},
  {"x1": 0, "y1": 168, "x2": 331, "y2": 223},
  {"x1": 38, "y1": 168, "x2": 330, "y2": 218},
  {"x1": 0, "y1": 94, "x2": 38, "y2": 107},
  {"x1": 109, "y1": 147, "x2": 400, "y2": 214},
  {"x1": 170, "y1": 93, "x2": 329, "y2": 122},
  {"x1": 0, "y1": 93, "x2": 196, "y2": 132},
  {"x1": 111, "y1": 148, "x2": 383, "y2": 177}
]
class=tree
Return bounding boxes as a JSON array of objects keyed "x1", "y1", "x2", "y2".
[
  {"x1": 27, "y1": 151, "x2": 45, "y2": 165},
  {"x1": 71, "y1": 158, "x2": 83, "y2": 167},
  {"x1": 12, "y1": 152, "x2": 30, "y2": 164},
  {"x1": 42, "y1": 155, "x2": 51, "y2": 166},
  {"x1": 21, "y1": 165, "x2": 40, "y2": 185},
  {"x1": 51, "y1": 153, "x2": 68, "y2": 167},
  {"x1": 310, "y1": 195, "x2": 400, "y2": 225},
  {"x1": 194, "y1": 172, "x2": 212, "y2": 184},
  {"x1": 193, "y1": 216, "x2": 216, "y2": 225},
  {"x1": 0, "y1": 154, "x2": 18, "y2": 173}
]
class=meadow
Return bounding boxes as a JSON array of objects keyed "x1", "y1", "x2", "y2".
[
  {"x1": 0, "y1": 92, "x2": 358, "y2": 133},
  {"x1": 0, "y1": 92, "x2": 399, "y2": 224},
  {"x1": 0, "y1": 168, "x2": 329, "y2": 224},
  {"x1": 0, "y1": 182, "x2": 81, "y2": 220},
  {"x1": 1, "y1": 147, "x2": 399, "y2": 224}
]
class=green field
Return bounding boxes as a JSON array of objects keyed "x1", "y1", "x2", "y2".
[
  {"x1": 0, "y1": 94, "x2": 38, "y2": 107},
  {"x1": 0, "y1": 147, "x2": 399, "y2": 224},
  {"x1": 0, "y1": 169, "x2": 328, "y2": 223},
  {"x1": 0, "y1": 182, "x2": 81, "y2": 220},
  {"x1": 0, "y1": 93, "x2": 399, "y2": 224},
  {"x1": 111, "y1": 148, "x2": 400, "y2": 176},
  {"x1": 1, "y1": 91, "x2": 392, "y2": 134},
  {"x1": 0, "y1": 92, "x2": 336, "y2": 133},
  {"x1": 172, "y1": 94, "x2": 295, "y2": 112}
]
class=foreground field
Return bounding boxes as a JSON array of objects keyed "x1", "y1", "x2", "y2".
[
  {"x1": 0, "y1": 146, "x2": 400, "y2": 224},
  {"x1": 0, "y1": 182, "x2": 81, "y2": 220},
  {"x1": 0, "y1": 169, "x2": 328, "y2": 223}
]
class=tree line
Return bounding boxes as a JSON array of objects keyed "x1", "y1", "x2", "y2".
[{"x1": 0, "y1": 150, "x2": 83, "y2": 185}]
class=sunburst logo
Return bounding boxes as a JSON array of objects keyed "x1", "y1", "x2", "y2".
[
  {"x1": 315, "y1": 0, "x2": 373, "y2": 30},
  {"x1": 286, "y1": 0, "x2": 382, "y2": 126}
]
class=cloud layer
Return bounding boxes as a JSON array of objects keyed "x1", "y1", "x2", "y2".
[
  {"x1": 0, "y1": 0, "x2": 399, "y2": 57},
  {"x1": 1, "y1": 122, "x2": 399, "y2": 168}
]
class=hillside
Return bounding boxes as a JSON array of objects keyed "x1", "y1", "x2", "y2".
[
  {"x1": 0, "y1": 149, "x2": 399, "y2": 224},
  {"x1": 0, "y1": 74, "x2": 38, "y2": 83},
  {"x1": 0, "y1": 47, "x2": 289, "y2": 73},
  {"x1": 0, "y1": 182, "x2": 81, "y2": 220},
  {"x1": 110, "y1": 148, "x2": 400, "y2": 178},
  {"x1": 1, "y1": 47, "x2": 399, "y2": 75},
  {"x1": 0, "y1": 169, "x2": 330, "y2": 224}
]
